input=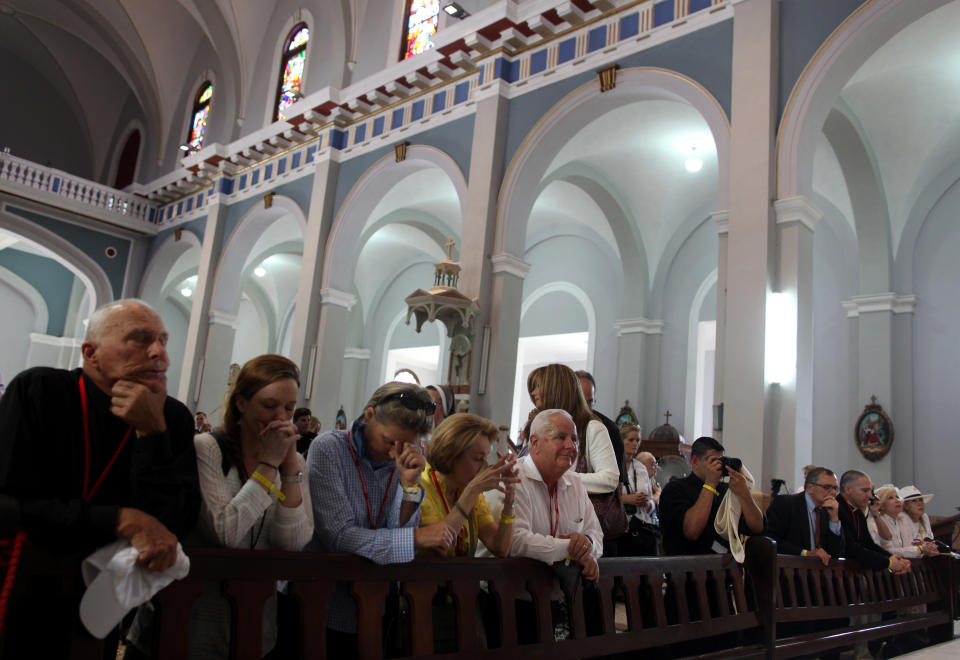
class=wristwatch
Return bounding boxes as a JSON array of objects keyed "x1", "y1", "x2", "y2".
[
  {"x1": 401, "y1": 484, "x2": 423, "y2": 502},
  {"x1": 280, "y1": 472, "x2": 303, "y2": 484}
]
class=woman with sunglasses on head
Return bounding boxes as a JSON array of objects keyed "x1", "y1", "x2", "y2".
[{"x1": 305, "y1": 381, "x2": 456, "y2": 656}]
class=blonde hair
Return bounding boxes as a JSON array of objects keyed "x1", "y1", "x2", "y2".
[
  {"x1": 426, "y1": 413, "x2": 498, "y2": 474},
  {"x1": 619, "y1": 423, "x2": 640, "y2": 438},
  {"x1": 363, "y1": 381, "x2": 434, "y2": 436},
  {"x1": 524, "y1": 364, "x2": 596, "y2": 448}
]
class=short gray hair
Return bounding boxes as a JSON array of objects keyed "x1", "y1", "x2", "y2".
[
  {"x1": 85, "y1": 299, "x2": 154, "y2": 342},
  {"x1": 530, "y1": 409, "x2": 574, "y2": 440},
  {"x1": 840, "y1": 469, "x2": 869, "y2": 492}
]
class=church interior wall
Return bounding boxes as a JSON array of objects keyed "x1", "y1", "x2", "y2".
[
  {"x1": 911, "y1": 177, "x2": 960, "y2": 514},
  {"x1": 0, "y1": 269, "x2": 46, "y2": 384},
  {"x1": 0, "y1": 248, "x2": 74, "y2": 336},
  {"x1": 157, "y1": 296, "x2": 190, "y2": 397}
]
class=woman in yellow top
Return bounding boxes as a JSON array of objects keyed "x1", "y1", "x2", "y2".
[{"x1": 419, "y1": 413, "x2": 519, "y2": 557}]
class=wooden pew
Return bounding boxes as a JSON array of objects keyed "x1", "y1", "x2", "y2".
[{"x1": 746, "y1": 535, "x2": 958, "y2": 659}]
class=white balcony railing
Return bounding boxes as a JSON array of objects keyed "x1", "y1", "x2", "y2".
[{"x1": 0, "y1": 152, "x2": 158, "y2": 228}]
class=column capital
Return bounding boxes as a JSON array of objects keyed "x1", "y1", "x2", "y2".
[
  {"x1": 490, "y1": 252, "x2": 531, "y2": 279},
  {"x1": 344, "y1": 347, "x2": 372, "y2": 360},
  {"x1": 208, "y1": 309, "x2": 238, "y2": 328},
  {"x1": 320, "y1": 288, "x2": 357, "y2": 311},
  {"x1": 712, "y1": 209, "x2": 729, "y2": 235},
  {"x1": 614, "y1": 317, "x2": 664, "y2": 336},
  {"x1": 774, "y1": 195, "x2": 822, "y2": 232},
  {"x1": 841, "y1": 293, "x2": 916, "y2": 318}
]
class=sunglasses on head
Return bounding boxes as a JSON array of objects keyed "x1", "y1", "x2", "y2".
[{"x1": 381, "y1": 391, "x2": 436, "y2": 414}]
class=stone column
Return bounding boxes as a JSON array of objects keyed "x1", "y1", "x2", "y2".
[
  {"x1": 340, "y1": 348, "x2": 371, "y2": 422},
  {"x1": 456, "y1": 86, "x2": 510, "y2": 418},
  {"x1": 474, "y1": 253, "x2": 529, "y2": 427},
  {"x1": 307, "y1": 288, "x2": 356, "y2": 427},
  {"x1": 614, "y1": 318, "x2": 664, "y2": 435},
  {"x1": 712, "y1": 210, "x2": 729, "y2": 442},
  {"x1": 195, "y1": 310, "x2": 238, "y2": 421},
  {"x1": 721, "y1": 0, "x2": 779, "y2": 483},
  {"x1": 771, "y1": 196, "x2": 820, "y2": 487},
  {"x1": 287, "y1": 154, "x2": 339, "y2": 399},
  {"x1": 841, "y1": 293, "x2": 916, "y2": 485},
  {"x1": 178, "y1": 196, "x2": 228, "y2": 407}
]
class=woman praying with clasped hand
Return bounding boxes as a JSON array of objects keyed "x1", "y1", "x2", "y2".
[{"x1": 419, "y1": 413, "x2": 520, "y2": 558}]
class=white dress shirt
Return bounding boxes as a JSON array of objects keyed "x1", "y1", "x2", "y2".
[{"x1": 511, "y1": 455, "x2": 603, "y2": 564}]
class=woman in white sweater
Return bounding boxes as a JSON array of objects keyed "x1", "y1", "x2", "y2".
[
  {"x1": 899, "y1": 485, "x2": 939, "y2": 557},
  {"x1": 523, "y1": 364, "x2": 620, "y2": 495}
]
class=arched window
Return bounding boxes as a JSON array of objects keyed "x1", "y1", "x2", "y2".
[
  {"x1": 274, "y1": 24, "x2": 309, "y2": 120},
  {"x1": 187, "y1": 82, "x2": 213, "y2": 150},
  {"x1": 402, "y1": 0, "x2": 440, "y2": 60}
]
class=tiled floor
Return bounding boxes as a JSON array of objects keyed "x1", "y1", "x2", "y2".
[{"x1": 893, "y1": 637, "x2": 960, "y2": 659}]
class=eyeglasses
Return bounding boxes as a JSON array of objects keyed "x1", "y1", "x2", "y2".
[
  {"x1": 380, "y1": 391, "x2": 436, "y2": 414},
  {"x1": 811, "y1": 483, "x2": 838, "y2": 492}
]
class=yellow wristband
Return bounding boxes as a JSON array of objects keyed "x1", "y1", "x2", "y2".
[
  {"x1": 500, "y1": 515, "x2": 516, "y2": 525},
  {"x1": 252, "y1": 471, "x2": 286, "y2": 502},
  {"x1": 703, "y1": 484, "x2": 719, "y2": 497},
  {"x1": 888, "y1": 557, "x2": 894, "y2": 569},
  {"x1": 801, "y1": 549, "x2": 808, "y2": 557}
]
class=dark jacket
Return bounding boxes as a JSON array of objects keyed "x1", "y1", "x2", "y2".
[
  {"x1": 838, "y1": 494, "x2": 890, "y2": 570},
  {"x1": 764, "y1": 491, "x2": 844, "y2": 557}
]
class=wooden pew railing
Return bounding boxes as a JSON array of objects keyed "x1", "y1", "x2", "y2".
[{"x1": 4, "y1": 535, "x2": 958, "y2": 659}]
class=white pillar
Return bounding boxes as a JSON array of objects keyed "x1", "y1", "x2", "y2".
[
  {"x1": 614, "y1": 317, "x2": 664, "y2": 435},
  {"x1": 340, "y1": 348, "x2": 371, "y2": 424},
  {"x1": 771, "y1": 195, "x2": 820, "y2": 488},
  {"x1": 307, "y1": 288, "x2": 357, "y2": 427},
  {"x1": 178, "y1": 197, "x2": 228, "y2": 407},
  {"x1": 721, "y1": 0, "x2": 779, "y2": 482},
  {"x1": 288, "y1": 154, "x2": 339, "y2": 398},
  {"x1": 196, "y1": 310, "x2": 238, "y2": 421},
  {"x1": 712, "y1": 210, "x2": 729, "y2": 443}
]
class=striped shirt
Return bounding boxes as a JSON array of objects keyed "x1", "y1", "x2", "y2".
[{"x1": 304, "y1": 421, "x2": 423, "y2": 632}]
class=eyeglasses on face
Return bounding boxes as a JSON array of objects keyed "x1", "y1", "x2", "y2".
[
  {"x1": 380, "y1": 391, "x2": 436, "y2": 414},
  {"x1": 811, "y1": 482, "x2": 838, "y2": 492}
]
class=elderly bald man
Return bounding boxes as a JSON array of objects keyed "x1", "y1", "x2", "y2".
[{"x1": 0, "y1": 299, "x2": 200, "y2": 652}]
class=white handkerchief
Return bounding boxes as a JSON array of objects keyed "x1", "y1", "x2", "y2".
[{"x1": 79, "y1": 539, "x2": 190, "y2": 639}]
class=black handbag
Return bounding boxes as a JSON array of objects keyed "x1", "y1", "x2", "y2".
[{"x1": 575, "y1": 441, "x2": 628, "y2": 540}]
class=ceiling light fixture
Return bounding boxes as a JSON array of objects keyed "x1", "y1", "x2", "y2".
[
  {"x1": 685, "y1": 146, "x2": 703, "y2": 173},
  {"x1": 180, "y1": 287, "x2": 193, "y2": 297},
  {"x1": 443, "y1": 3, "x2": 470, "y2": 19},
  {"x1": 254, "y1": 266, "x2": 267, "y2": 278},
  {"x1": 179, "y1": 143, "x2": 200, "y2": 154}
]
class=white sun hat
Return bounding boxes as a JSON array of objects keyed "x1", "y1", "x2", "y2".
[{"x1": 898, "y1": 484, "x2": 934, "y2": 504}]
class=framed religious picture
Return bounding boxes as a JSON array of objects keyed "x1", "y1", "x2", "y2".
[
  {"x1": 616, "y1": 400, "x2": 638, "y2": 427},
  {"x1": 855, "y1": 396, "x2": 894, "y2": 462},
  {"x1": 335, "y1": 405, "x2": 347, "y2": 431}
]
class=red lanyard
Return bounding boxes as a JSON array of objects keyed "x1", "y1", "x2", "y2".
[
  {"x1": 429, "y1": 469, "x2": 467, "y2": 555},
  {"x1": 843, "y1": 497, "x2": 861, "y2": 539},
  {"x1": 346, "y1": 431, "x2": 396, "y2": 530},
  {"x1": 548, "y1": 484, "x2": 560, "y2": 537},
  {"x1": 78, "y1": 376, "x2": 134, "y2": 503}
]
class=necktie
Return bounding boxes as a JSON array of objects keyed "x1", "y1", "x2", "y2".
[{"x1": 814, "y1": 508, "x2": 821, "y2": 549}]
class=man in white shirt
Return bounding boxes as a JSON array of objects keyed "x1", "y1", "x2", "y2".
[{"x1": 512, "y1": 409, "x2": 602, "y2": 579}]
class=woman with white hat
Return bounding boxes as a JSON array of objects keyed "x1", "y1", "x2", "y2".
[{"x1": 899, "y1": 485, "x2": 939, "y2": 557}]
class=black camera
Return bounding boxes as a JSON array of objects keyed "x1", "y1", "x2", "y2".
[{"x1": 720, "y1": 456, "x2": 742, "y2": 476}]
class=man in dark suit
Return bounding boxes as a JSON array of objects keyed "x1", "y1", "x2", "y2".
[
  {"x1": 838, "y1": 469, "x2": 910, "y2": 574},
  {"x1": 765, "y1": 467, "x2": 844, "y2": 564}
]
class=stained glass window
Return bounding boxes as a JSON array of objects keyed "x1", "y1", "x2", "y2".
[
  {"x1": 188, "y1": 83, "x2": 213, "y2": 150},
  {"x1": 275, "y1": 24, "x2": 309, "y2": 120},
  {"x1": 402, "y1": 0, "x2": 440, "y2": 60}
]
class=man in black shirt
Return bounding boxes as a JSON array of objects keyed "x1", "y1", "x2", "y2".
[
  {"x1": 0, "y1": 299, "x2": 201, "y2": 652},
  {"x1": 838, "y1": 469, "x2": 910, "y2": 574},
  {"x1": 659, "y1": 436, "x2": 764, "y2": 555},
  {"x1": 294, "y1": 406, "x2": 318, "y2": 455},
  {"x1": 575, "y1": 371, "x2": 626, "y2": 483}
]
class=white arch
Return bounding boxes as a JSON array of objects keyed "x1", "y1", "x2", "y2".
[
  {"x1": 684, "y1": 269, "x2": 718, "y2": 438},
  {"x1": 138, "y1": 230, "x2": 202, "y2": 304},
  {"x1": 776, "y1": 0, "x2": 951, "y2": 199},
  {"x1": 520, "y1": 281, "x2": 598, "y2": 373},
  {"x1": 380, "y1": 308, "x2": 446, "y2": 384},
  {"x1": 0, "y1": 205, "x2": 111, "y2": 311},
  {"x1": 210, "y1": 194, "x2": 307, "y2": 314},
  {"x1": 496, "y1": 67, "x2": 731, "y2": 259},
  {"x1": 0, "y1": 266, "x2": 49, "y2": 333},
  {"x1": 322, "y1": 145, "x2": 468, "y2": 293}
]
